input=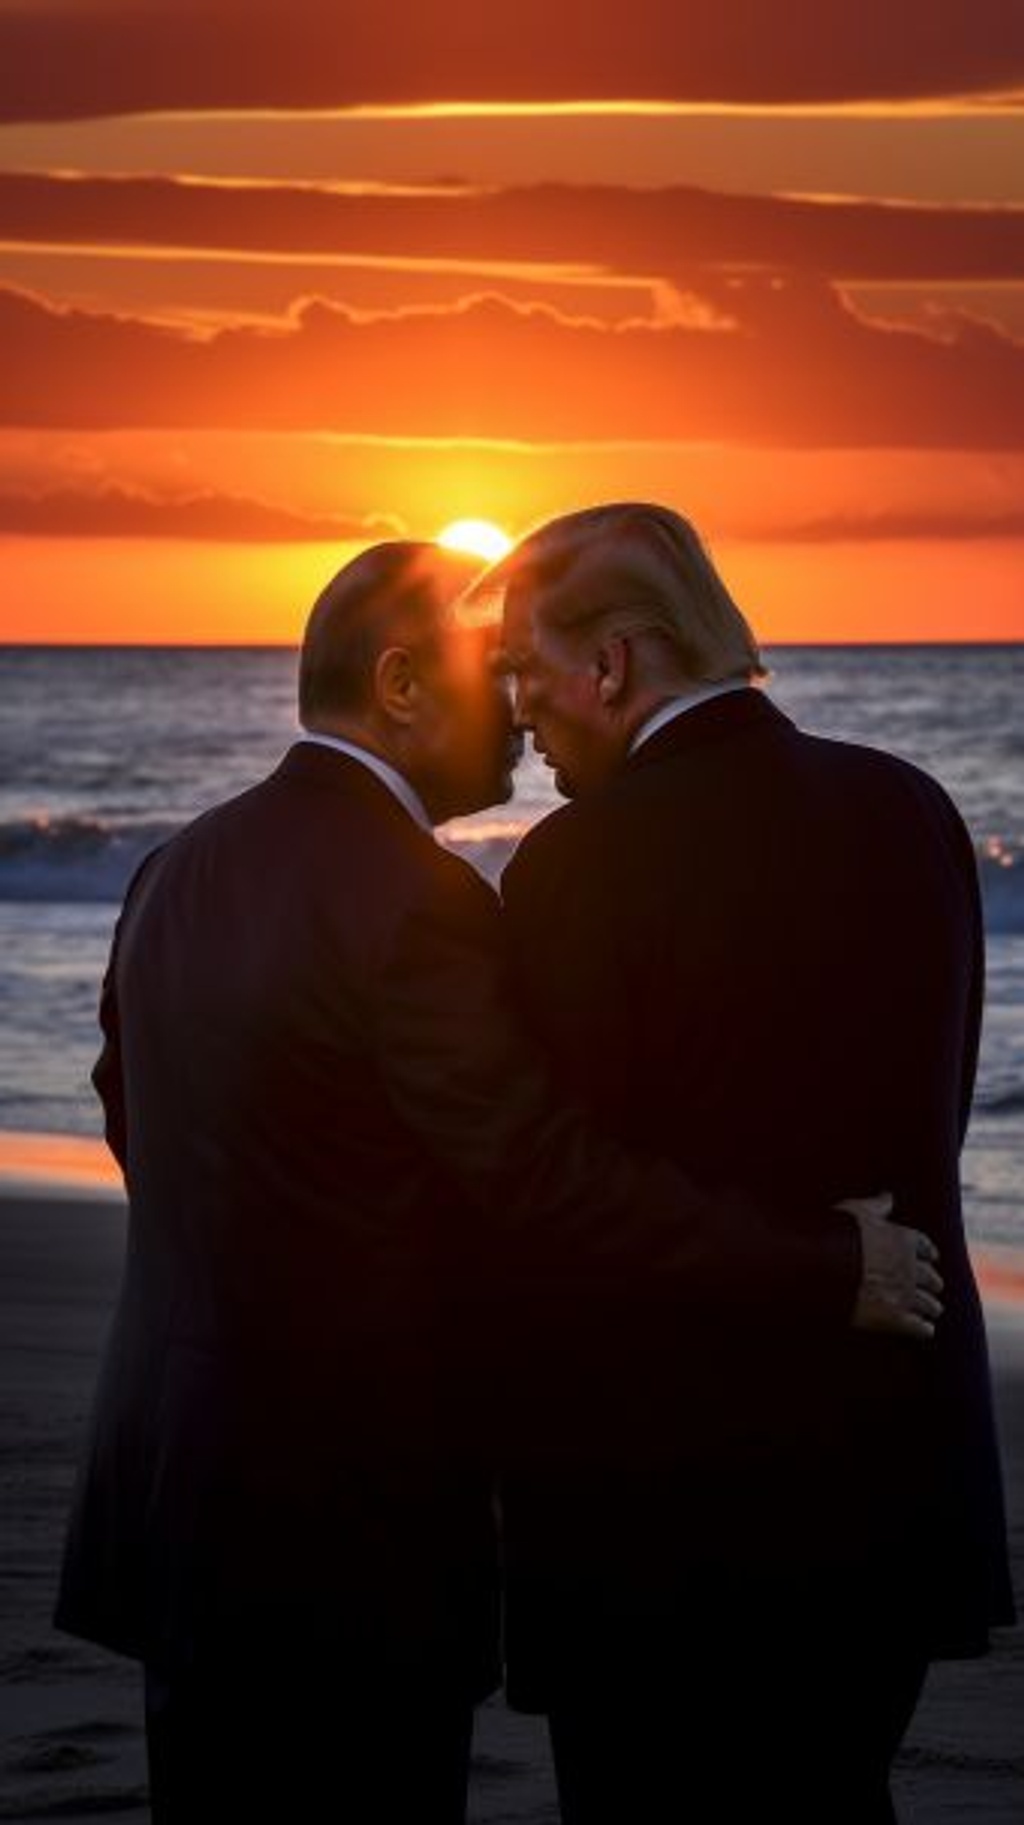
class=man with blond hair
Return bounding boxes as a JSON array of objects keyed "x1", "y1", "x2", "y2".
[{"x1": 474, "y1": 503, "x2": 1014, "y2": 1822}]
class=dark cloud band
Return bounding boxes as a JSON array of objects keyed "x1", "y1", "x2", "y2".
[
  {"x1": 1, "y1": 3, "x2": 1023, "y2": 123},
  {"x1": 4, "y1": 173, "x2": 1024, "y2": 285},
  {"x1": 2, "y1": 279, "x2": 1023, "y2": 448}
]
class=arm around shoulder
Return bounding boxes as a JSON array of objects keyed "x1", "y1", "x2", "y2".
[{"x1": 368, "y1": 853, "x2": 863, "y2": 1323}]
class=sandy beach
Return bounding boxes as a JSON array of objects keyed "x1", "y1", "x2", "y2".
[{"x1": 1, "y1": 1173, "x2": 1021, "y2": 1822}]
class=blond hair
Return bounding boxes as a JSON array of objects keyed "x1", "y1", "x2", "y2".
[{"x1": 498, "y1": 503, "x2": 766, "y2": 683}]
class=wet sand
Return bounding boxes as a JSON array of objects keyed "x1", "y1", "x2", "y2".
[{"x1": 0, "y1": 1181, "x2": 1020, "y2": 1823}]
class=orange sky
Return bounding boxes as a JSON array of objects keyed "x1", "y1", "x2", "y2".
[{"x1": 0, "y1": 3, "x2": 1022, "y2": 643}]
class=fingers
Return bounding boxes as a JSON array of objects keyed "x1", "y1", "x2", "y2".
[
  {"x1": 913, "y1": 1230, "x2": 941, "y2": 1266},
  {"x1": 860, "y1": 1307, "x2": 937, "y2": 1341},
  {"x1": 849, "y1": 1207, "x2": 946, "y2": 1341},
  {"x1": 892, "y1": 1313, "x2": 937, "y2": 1342},
  {"x1": 915, "y1": 1261, "x2": 944, "y2": 1299},
  {"x1": 910, "y1": 1237, "x2": 944, "y2": 1326},
  {"x1": 912, "y1": 1288, "x2": 944, "y2": 1324}
]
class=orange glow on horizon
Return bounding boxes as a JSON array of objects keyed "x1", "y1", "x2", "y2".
[
  {"x1": 0, "y1": 538, "x2": 363, "y2": 644},
  {"x1": 2, "y1": 535, "x2": 1022, "y2": 646}
]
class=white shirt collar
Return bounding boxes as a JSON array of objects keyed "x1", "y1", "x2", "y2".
[
  {"x1": 298, "y1": 732, "x2": 433, "y2": 832},
  {"x1": 628, "y1": 682, "x2": 754, "y2": 756}
]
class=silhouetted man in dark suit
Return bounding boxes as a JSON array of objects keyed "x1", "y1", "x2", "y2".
[
  {"x1": 481, "y1": 503, "x2": 1014, "y2": 1823},
  {"x1": 55, "y1": 540, "x2": 942, "y2": 1823}
]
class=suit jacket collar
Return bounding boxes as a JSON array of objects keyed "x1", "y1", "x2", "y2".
[
  {"x1": 624, "y1": 687, "x2": 794, "y2": 771},
  {"x1": 271, "y1": 739, "x2": 436, "y2": 841},
  {"x1": 297, "y1": 731, "x2": 431, "y2": 829}
]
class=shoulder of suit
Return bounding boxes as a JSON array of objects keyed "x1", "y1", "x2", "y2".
[
  {"x1": 803, "y1": 730, "x2": 976, "y2": 872},
  {"x1": 129, "y1": 762, "x2": 500, "y2": 925},
  {"x1": 501, "y1": 794, "x2": 609, "y2": 904},
  {"x1": 505, "y1": 748, "x2": 684, "y2": 896},
  {"x1": 810, "y1": 729, "x2": 966, "y2": 818}
]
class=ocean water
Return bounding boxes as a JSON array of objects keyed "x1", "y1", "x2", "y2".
[{"x1": 0, "y1": 643, "x2": 1021, "y2": 1252}]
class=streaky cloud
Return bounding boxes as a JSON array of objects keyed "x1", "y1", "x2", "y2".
[
  {"x1": 4, "y1": 172, "x2": 1024, "y2": 283},
  {"x1": 0, "y1": 481, "x2": 404, "y2": 541},
  {"x1": 2, "y1": 278, "x2": 1024, "y2": 449},
  {"x1": 1, "y1": 2, "x2": 1023, "y2": 123}
]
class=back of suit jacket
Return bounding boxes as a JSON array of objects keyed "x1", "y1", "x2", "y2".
[
  {"x1": 55, "y1": 742, "x2": 507, "y2": 1688},
  {"x1": 501, "y1": 690, "x2": 1014, "y2": 1664}
]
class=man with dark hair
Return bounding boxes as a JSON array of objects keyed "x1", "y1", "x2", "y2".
[
  {"x1": 299, "y1": 542, "x2": 461, "y2": 723},
  {"x1": 55, "y1": 540, "x2": 942, "y2": 1823},
  {"x1": 480, "y1": 502, "x2": 1015, "y2": 1823},
  {"x1": 297, "y1": 542, "x2": 515, "y2": 821}
]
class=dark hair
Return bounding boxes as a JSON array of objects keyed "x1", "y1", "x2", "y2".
[{"x1": 298, "y1": 542, "x2": 479, "y2": 724}]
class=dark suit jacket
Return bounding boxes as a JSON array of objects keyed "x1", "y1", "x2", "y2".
[
  {"x1": 54, "y1": 739, "x2": 859, "y2": 1688},
  {"x1": 501, "y1": 690, "x2": 1015, "y2": 1693}
]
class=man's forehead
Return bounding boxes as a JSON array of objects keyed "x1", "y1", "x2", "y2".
[
  {"x1": 453, "y1": 531, "x2": 580, "y2": 652},
  {"x1": 498, "y1": 590, "x2": 542, "y2": 662}
]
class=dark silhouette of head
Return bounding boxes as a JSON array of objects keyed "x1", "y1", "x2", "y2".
[{"x1": 299, "y1": 541, "x2": 520, "y2": 823}]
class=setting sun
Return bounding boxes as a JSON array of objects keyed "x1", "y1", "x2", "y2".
[{"x1": 437, "y1": 518, "x2": 514, "y2": 562}]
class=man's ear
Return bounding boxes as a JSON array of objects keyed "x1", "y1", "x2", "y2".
[
  {"x1": 595, "y1": 634, "x2": 629, "y2": 707},
  {"x1": 374, "y1": 646, "x2": 419, "y2": 724}
]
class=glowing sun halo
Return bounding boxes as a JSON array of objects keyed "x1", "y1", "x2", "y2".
[{"x1": 437, "y1": 518, "x2": 513, "y2": 562}]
